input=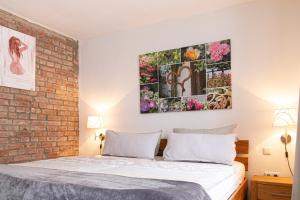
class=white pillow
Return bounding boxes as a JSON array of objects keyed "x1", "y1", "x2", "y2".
[
  {"x1": 103, "y1": 130, "x2": 161, "y2": 159},
  {"x1": 173, "y1": 124, "x2": 237, "y2": 134},
  {"x1": 163, "y1": 133, "x2": 236, "y2": 165}
]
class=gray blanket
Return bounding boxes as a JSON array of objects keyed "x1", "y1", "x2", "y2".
[{"x1": 0, "y1": 165, "x2": 211, "y2": 200}]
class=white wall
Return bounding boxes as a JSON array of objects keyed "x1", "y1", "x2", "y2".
[{"x1": 79, "y1": 0, "x2": 300, "y2": 177}]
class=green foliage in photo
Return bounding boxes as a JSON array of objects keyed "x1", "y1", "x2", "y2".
[{"x1": 157, "y1": 49, "x2": 181, "y2": 66}]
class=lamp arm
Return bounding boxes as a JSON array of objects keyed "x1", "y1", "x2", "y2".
[
  {"x1": 99, "y1": 133, "x2": 104, "y2": 154},
  {"x1": 280, "y1": 128, "x2": 292, "y2": 144}
]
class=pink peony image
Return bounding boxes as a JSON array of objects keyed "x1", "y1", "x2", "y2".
[
  {"x1": 186, "y1": 99, "x2": 204, "y2": 111},
  {"x1": 208, "y1": 42, "x2": 230, "y2": 62}
]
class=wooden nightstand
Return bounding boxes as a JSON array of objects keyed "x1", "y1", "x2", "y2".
[{"x1": 251, "y1": 176, "x2": 293, "y2": 200}]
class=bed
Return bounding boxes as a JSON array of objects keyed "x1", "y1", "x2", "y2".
[
  {"x1": 157, "y1": 139, "x2": 249, "y2": 200},
  {"x1": 0, "y1": 139, "x2": 249, "y2": 200}
]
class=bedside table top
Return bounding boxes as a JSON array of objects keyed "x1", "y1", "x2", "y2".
[{"x1": 252, "y1": 175, "x2": 293, "y2": 186}]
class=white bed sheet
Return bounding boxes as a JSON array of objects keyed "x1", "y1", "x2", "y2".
[{"x1": 14, "y1": 156, "x2": 245, "y2": 200}]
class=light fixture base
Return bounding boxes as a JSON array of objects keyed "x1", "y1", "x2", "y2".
[{"x1": 281, "y1": 134, "x2": 291, "y2": 144}]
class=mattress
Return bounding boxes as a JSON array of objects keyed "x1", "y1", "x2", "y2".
[{"x1": 14, "y1": 156, "x2": 245, "y2": 200}]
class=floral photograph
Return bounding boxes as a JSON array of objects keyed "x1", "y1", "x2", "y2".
[
  {"x1": 157, "y1": 48, "x2": 180, "y2": 66},
  {"x1": 207, "y1": 87, "x2": 232, "y2": 110},
  {"x1": 181, "y1": 44, "x2": 205, "y2": 62},
  {"x1": 139, "y1": 53, "x2": 158, "y2": 84},
  {"x1": 139, "y1": 39, "x2": 232, "y2": 113},
  {"x1": 182, "y1": 96, "x2": 206, "y2": 111},
  {"x1": 159, "y1": 98, "x2": 183, "y2": 112},
  {"x1": 190, "y1": 60, "x2": 207, "y2": 95},
  {"x1": 207, "y1": 62, "x2": 231, "y2": 88},
  {"x1": 158, "y1": 65, "x2": 172, "y2": 98},
  {"x1": 159, "y1": 63, "x2": 193, "y2": 98},
  {"x1": 206, "y1": 39, "x2": 231, "y2": 64},
  {"x1": 140, "y1": 84, "x2": 159, "y2": 113},
  {"x1": 207, "y1": 70, "x2": 231, "y2": 88},
  {"x1": 207, "y1": 62, "x2": 231, "y2": 71}
]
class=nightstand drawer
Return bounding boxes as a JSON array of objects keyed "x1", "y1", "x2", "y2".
[{"x1": 257, "y1": 183, "x2": 292, "y2": 200}]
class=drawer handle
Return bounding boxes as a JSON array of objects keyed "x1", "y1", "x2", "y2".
[{"x1": 271, "y1": 193, "x2": 291, "y2": 198}]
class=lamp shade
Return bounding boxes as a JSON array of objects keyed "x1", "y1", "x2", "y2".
[
  {"x1": 273, "y1": 108, "x2": 297, "y2": 127},
  {"x1": 87, "y1": 116, "x2": 101, "y2": 129}
]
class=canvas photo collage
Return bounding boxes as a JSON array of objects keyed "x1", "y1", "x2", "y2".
[{"x1": 139, "y1": 39, "x2": 232, "y2": 113}]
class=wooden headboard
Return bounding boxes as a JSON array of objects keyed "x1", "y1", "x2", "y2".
[{"x1": 157, "y1": 139, "x2": 249, "y2": 171}]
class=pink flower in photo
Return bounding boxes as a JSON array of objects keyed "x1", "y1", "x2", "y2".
[
  {"x1": 140, "y1": 72, "x2": 152, "y2": 77},
  {"x1": 149, "y1": 100, "x2": 157, "y2": 109},
  {"x1": 186, "y1": 99, "x2": 194, "y2": 110},
  {"x1": 139, "y1": 63, "x2": 148, "y2": 68},
  {"x1": 150, "y1": 78, "x2": 158, "y2": 82},
  {"x1": 186, "y1": 99, "x2": 204, "y2": 111},
  {"x1": 146, "y1": 66, "x2": 156, "y2": 72},
  {"x1": 209, "y1": 41, "x2": 230, "y2": 62},
  {"x1": 142, "y1": 86, "x2": 149, "y2": 91},
  {"x1": 194, "y1": 101, "x2": 204, "y2": 110},
  {"x1": 221, "y1": 43, "x2": 230, "y2": 55}
]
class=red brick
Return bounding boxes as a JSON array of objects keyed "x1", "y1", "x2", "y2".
[
  {"x1": 42, "y1": 109, "x2": 57, "y2": 115},
  {"x1": 7, "y1": 143, "x2": 25, "y2": 150},
  {"x1": 14, "y1": 155, "x2": 31, "y2": 162},
  {"x1": 13, "y1": 120, "x2": 29, "y2": 125},
  {"x1": 47, "y1": 121, "x2": 61, "y2": 126},
  {"x1": 10, "y1": 100, "x2": 30, "y2": 107},
  {"x1": 33, "y1": 132, "x2": 48, "y2": 137},
  {"x1": 38, "y1": 103, "x2": 48, "y2": 109},
  {"x1": 0, "y1": 106, "x2": 8, "y2": 112},
  {"x1": 0, "y1": 125, "x2": 19, "y2": 131},
  {"x1": 0, "y1": 112, "x2": 8, "y2": 118},
  {"x1": 68, "y1": 136, "x2": 78, "y2": 141},
  {"x1": 37, "y1": 114, "x2": 47, "y2": 120},
  {"x1": 15, "y1": 94, "x2": 33, "y2": 101},
  {"x1": 0, "y1": 131, "x2": 15, "y2": 137},
  {"x1": 17, "y1": 113, "x2": 30, "y2": 119},
  {"x1": 31, "y1": 126, "x2": 46, "y2": 131},
  {"x1": 0, "y1": 119, "x2": 12, "y2": 124},
  {"x1": 34, "y1": 97, "x2": 49, "y2": 103},
  {"x1": 9, "y1": 106, "x2": 16, "y2": 112},
  {"x1": 47, "y1": 115, "x2": 61, "y2": 121},
  {"x1": 0, "y1": 138, "x2": 9, "y2": 143},
  {"x1": 16, "y1": 132, "x2": 32, "y2": 137},
  {"x1": 16, "y1": 107, "x2": 30, "y2": 113},
  {"x1": 30, "y1": 137, "x2": 38, "y2": 142},
  {"x1": 8, "y1": 113, "x2": 17, "y2": 119},
  {"x1": 0, "y1": 99, "x2": 9, "y2": 105},
  {"x1": 0, "y1": 87, "x2": 10, "y2": 93},
  {"x1": 20, "y1": 137, "x2": 30, "y2": 143},
  {"x1": 19, "y1": 125, "x2": 30, "y2": 131},
  {"x1": 31, "y1": 121, "x2": 47, "y2": 126},
  {"x1": 31, "y1": 154, "x2": 45, "y2": 160},
  {"x1": 8, "y1": 150, "x2": 19, "y2": 156},
  {"x1": 30, "y1": 114, "x2": 38, "y2": 120}
]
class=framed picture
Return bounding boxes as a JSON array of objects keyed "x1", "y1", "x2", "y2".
[
  {"x1": 139, "y1": 39, "x2": 232, "y2": 113},
  {"x1": 0, "y1": 26, "x2": 36, "y2": 91}
]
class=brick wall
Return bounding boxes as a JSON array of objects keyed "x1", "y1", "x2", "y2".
[{"x1": 0, "y1": 9, "x2": 79, "y2": 163}]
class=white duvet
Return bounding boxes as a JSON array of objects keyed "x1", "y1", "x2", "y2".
[{"x1": 14, "y1": 156, "x2": 245, "y2": 200}]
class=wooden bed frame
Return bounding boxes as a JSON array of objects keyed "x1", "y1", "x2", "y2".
[{"x1": 157, "y1": 139, "x2": 249, "y2": 200}]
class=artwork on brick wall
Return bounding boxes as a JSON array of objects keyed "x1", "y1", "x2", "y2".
[
  {"x1": 139, "y1": 39, "x2": 232, "y2": 113},
  {"x1": 0, "y1": 26, "x2": 36, "y2": 91}
]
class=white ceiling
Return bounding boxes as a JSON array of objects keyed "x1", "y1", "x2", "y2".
[{"x1": 0, "y1": 0, "x2": 253, "y2": 40}]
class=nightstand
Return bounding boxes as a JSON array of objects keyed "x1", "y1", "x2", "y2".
[{"x1": 251, "y1": 176, "x2": 293, "y2": 200}]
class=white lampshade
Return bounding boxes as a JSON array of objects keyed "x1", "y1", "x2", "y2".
[
  {"x1": 87, "y1": 116, "x2": 101, "y2": 129},
  {"x1": 273, "y1": 107, "x2": 297, "y2": 128}
]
